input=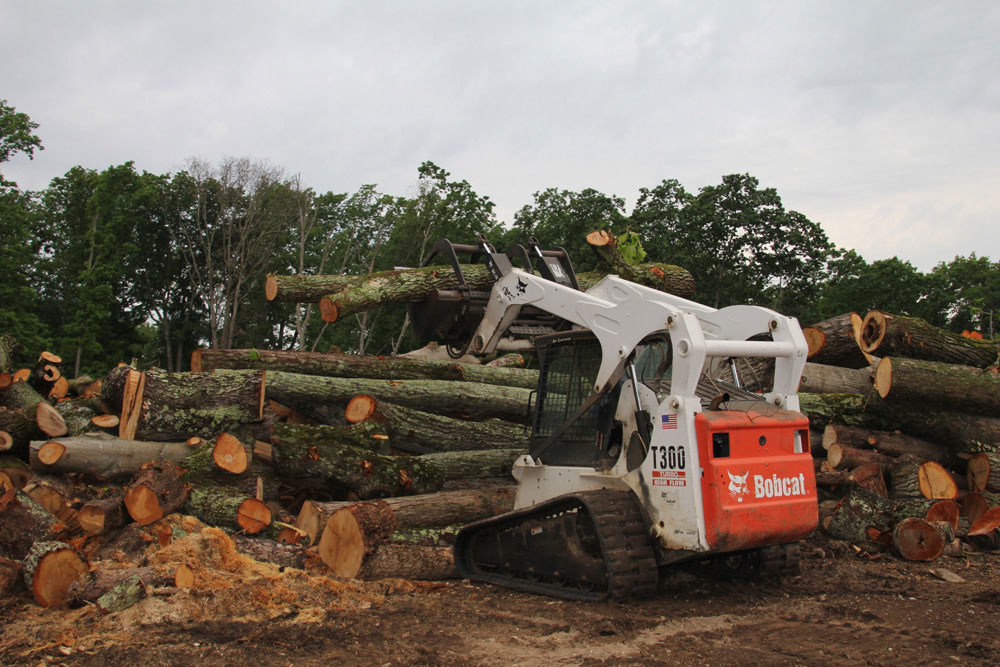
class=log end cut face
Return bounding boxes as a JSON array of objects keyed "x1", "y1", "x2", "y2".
[
  {"x1": 31, "y1": 545, "x2": 88, "y2": 607},
  {"x1": 124, "y1": 485, "x2": 164, "y2": 525}
]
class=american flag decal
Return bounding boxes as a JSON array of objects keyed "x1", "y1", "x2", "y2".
[{"x1": 661, "y1": 414, "x2": 678, "y2": 430}]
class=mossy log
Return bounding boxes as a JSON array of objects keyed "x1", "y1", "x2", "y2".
[
  {"x1": 23, "y1": 540, "x2": 88, "y2": 607},
  {"x1": 267, "y1": 371, "x2": 532, "y2": 423},
  {"x1": 124, "y1": 462, "x2": 190, "y2": 525},
  {"x1": 191, "y1": 348, "x2": 539, "y2": 390},
  {"x1": 259, "y1": 422, "x2": 391, "y2": 456},
  {"x1": 797, "y1": 393, "x2": 894, "y2": 431},
  {"x1": 860, "y1": 311, "x2": 998, "y2": 368},
  {"x1": 826, "y1": 486, "x2": 894, "y2": 546},
  {"x1": 875, "y1": 356, "x2": 1000, "y2": 415},
  {"x1": 802, "y1": 313, "x2": 870, "y2": 369},
  {"x1": 0, "y1": 491, "x2": 63, "y2": 560},
  {"x1": 29, "y1": 433, "x2": 193, "y2": 480},
  {"x1": 54, "y1": 399, "x2": 97, "y2": 437},
  {"x1": 120, "y1": 368, "x2": 266, "y2": 441},
  {"x1": 272, "y1": 425, "x2": 523, "y2": 497},
  {"x1": 348, "y1": 397, "x2": 529, "y2": 454},
  {"x1": 296, "y1": 485, "x2": 516, "y2": 545},
  {"x1": 265, "y1": 273, "x2": 366, "y2": 302},
  {"x1": 183, "y1": 484, "x2": 272, "y2": 535}
]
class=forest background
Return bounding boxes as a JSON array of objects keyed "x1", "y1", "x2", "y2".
[{"x1": 2, "y1": 98, "x2": 997, "y2": 377}]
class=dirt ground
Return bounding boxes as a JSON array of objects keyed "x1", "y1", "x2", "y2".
[{"x1": 2, "y1": 528, "x2": 1000, "y2": 666}]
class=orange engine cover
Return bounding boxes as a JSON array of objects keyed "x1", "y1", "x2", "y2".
[{"x1": 696, "y1": 408, "x2": 818, "y2": 552}]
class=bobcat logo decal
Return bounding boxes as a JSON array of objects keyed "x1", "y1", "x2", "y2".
[
  {"x1": 728, "y1": 471, "x2": 750, "y2": 502},
  {"x1": 516, "y1": 277, "x2": 528, "y2": 295}
]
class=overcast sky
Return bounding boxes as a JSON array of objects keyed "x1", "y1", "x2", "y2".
[{"x1": 3, "y1": 1, "x2": 998, "y2": 271}]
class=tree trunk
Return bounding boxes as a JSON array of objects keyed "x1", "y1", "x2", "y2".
[
  {"x1": 272, "y1": 426, "x2": 522, "y2": 497},
  {"x1": 232, "y1": 535, "x2": 307, "y2": 570},
  {"x1": 124, "y1": 462, "x2": 190, "y2": 525},
  {"x1": 295, "y1": 485, "x2": 516, "y2": 546},
  {"x1": 191, "y1": 348, "x2": 539, "y2": 390},
  {"x1": 860, "y1": 311, "x2": 998, "y2": 368},
  {"x1": 265, "y1": 273, "x2": 365, "y2": 303},
  {"x1": 358, "y1": 544, "x2": 457, "y2": 581},
  {"x1": 0, "y1": 491, "x2": 63, "y2": 560},
  {"x1": 317, "y1": 501, "x2": 397, "y2": 577},
  {"x1": 827, "y1": 444, "x2": 891, "y2": 471},
  {"x1": 821, "y1": 424, "x2": 948, "y2": 463},
  {"x1": 801, "y1": 313, "x2": 869, "y2": 368},
  {"x1": 29, "y1": 433, "x2": 194, "y2": 480},
  {"x1": 183, "y1": 484, "x2": 272, "y2": 534},
  {"x1": 798, "y1": 363, "x2": 873, "y2": 395},
  {"x1": 266, "y1": 371, "x2": 532, "y2": 423},
  {"x1": 118, "y1": 368, "x2": 265, "y2": 441},
  {"x1": 22, "y1": 540, "x2": 88, "y2": 607},
  {"x1": 875, "y1": 356, "x2": 1000, "y2": 415},
  {"x1": 78, "y1": 497, "x2": 127, "y2": 534},
  {"x1": 967, "y1": 452, "x2": 1000, "y2": 493},
  {"x1": 585, "y1": 230, "x2": 698, "y2": 298},
  {"x1": 893, "y1": 518, "x2": 947, "y2": 561},
  {"x1": 347, "y1": 398, "x2": 529, "y2": 454},
  {"x1": 826, "y1": 486, "x2": 894, "y2": 547}
]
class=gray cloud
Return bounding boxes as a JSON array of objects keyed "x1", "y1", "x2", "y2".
[{"x1": 3, "y1": 1, "x2": 997, "y2": 271}]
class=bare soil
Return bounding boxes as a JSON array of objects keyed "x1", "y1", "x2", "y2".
[{"x1": 2, "y1": 529, "x2": 1000, "y2": 666}]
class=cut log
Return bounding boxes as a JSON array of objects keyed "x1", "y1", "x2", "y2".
[
  {"x1": 115, "y1": 368, "x2": 266, "y2": 441},
  {"x1": 23, "y1": 475, "x2": 79, "y2": 533},
  {"x1": 968, "y1": 452, "x2": 1000, "y2": 492},
  {"x1": 29, "y1": 433, "x2": 193, "y2": 480},
  {"x1": 0, "y1": 556, "x2": 21, "y2": 596},
  {"x1": 54, "y1": 399, "x2": 96, "y2": 436},
  {"x1": 860, "y1": 311, "x2": 999, "y2": 368},
  {"x1": 875, "y1": 356, "x2": 1000, "y2": 415},
  {"x1": 262, "y1": 422, "x2": 391, "y2": 456},
  {"x1": 95, "y1": 574, "x2": 147, "y2": 613},
  {"x1": 926, "y1": 500, "x2": 961, "y2": 533},
  {"x1": 317, "y1": 501, "x2": 397, "y2": 577},
  {"x1": 48, "y1": 376, "x2": 68, "y2": 400},
  {"x1": 212, "y1": 432, "x2": 252, "y2": 474},
  {"x1": 78, "y1": 497, "x2": 127, "y2": 534},
  {"x1": 192, "y1": 348, "x2": 540, "y2": 390},
  {"x1": 798, "y1": 363, "x2": 873, "y2": 395},
  {"x1": 272, "y1": 425, "x2": 522, "y2": 497},
  {"x1": 891, "y1": 454, "x2": 957, "y2": 500},
  {"x1": 486, "y1": 354, "x2": 526, "y2": 368},
  {"x1": 184, "y1": 485, "x2": 272, "y2": 534},
  {"x1": 265, "y1": 273, "x2": 366, "y2": 302},
  {"x1": 358, "y1": 544, "x2": 457, "y2": 581},
  {"x1": 91, "y1": 414, "x2": 120, "y2": 431},
  {"x1": 0, "y1": 471, "x2": 14, "y2": 512},
  {"x1": 232, "y1": 535, "x2": 307, "y2": 570},
  {"x1": 67, "y1": 566, "x2": 177, "y2": 605},
  {"x1": 349, "y1": 398, "x2": 530, "y2": 454},
  {"x1": 0, "y1": 430, "x2": 12, "y2": 452},
  {"x1": 827, "y1": 444, "x2": 891, "y2": 471},
  {"x1": 893, "y1": 518, "x2": 947, "y2": 561},
  {"x1": 295, "y1": 485, "x2": 516, "y2": 546},
  {"x1": 802, "y1": 313, "x2": 870, "y2": 368},
  {"x1": 826, "y1": 486, "x2": 894, "y2": 546},
  {"x1": 0, "y1": 491, "x2": 63, "y2": 560},
  {"x1": 851, "y1": 462, "x2": 888, "y2": 498},
  {"x1": 124, "y1": 462, "x2": 190, "y2": 525},
  {"x1": 0, "y1": 456, "x2": 31, "y2": 489},
  {"x1": 267, "y1": 371, "x2": 533, "y2": 423},
  {"x1": 585, "y1": 230, "x2": 697, "y2": 297},
  {"x1": 23, "y1": 540, "x2": 88, "y2": 607}
]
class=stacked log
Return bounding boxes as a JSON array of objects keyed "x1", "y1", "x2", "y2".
[{"x1": 801, "y1": 309, "x2": 1000, "y2": 561}]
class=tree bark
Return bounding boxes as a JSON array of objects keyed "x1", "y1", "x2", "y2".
[
  {"x1": 272, "y1": 426, "x2": 522, "y2": 498},
  {"x1": 183, "y1": 484, "x2": 272, "y2": 534},
  {"x1": 358, "y1": 544, "x2": 457, "y2": 581},
  {"x1": 802, "y1": 313, "x2": 870, "y2": 368},
  {"x1": 348, "y1": 398, "x2": 529, "y2": 454},
  {"x1": 265, "y1": 273, "x2": 366, "y2": 303},
  {"x1": 256, "y1": 422, "x2": 391, "y2": 456},
  {"x1": 860, "y1": 311, "x2": 999, "y2": 368},
  {"x1": 875, "y1": 356, "x2": 1000, "y2": 415},
  {"x1": 54, "y1": 399, "x2": 97, "y2": 437},
  {"x1": 826, "y1": 444, "x2": 891, "y2": 471},
  {"x1": 0, "y1": 491, "x2": 63, "y2": 560},
  {"x1": 798, "y1": 363, "x2": 873, "y2": 395},
  {"x1": 826, "y1": 486, "x2": 894, "y2": 547},
  {"x1": 29, "y1": 433, "x2": 194, "y2": 480},
  {"x1": 118, "y1": 368, "x2": 265, "y2": 441},
  {"x1": 266, "y1": 371, "x2": 533, "y2": 423},
  {"x1": 124, "y1": 462, "x2": 190, "y2": 525},
  {"x1": 295, "y1": 485, "x2": 516, "y2": 546},
  {"x1": 821, "y1": 424, "x2": 949, "y2": 463},
  {"x1": 232, "y1": 535, "x2": 307, "y2": 570},
  {"x1": 191, "y1": 348, "x2": 539, "y2": 390}
]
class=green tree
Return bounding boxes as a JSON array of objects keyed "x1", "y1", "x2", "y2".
[
  {"x1": 0, "y1": 99, "x2": 43, "y2": 169},
  {"x1": 930, "y1": 254, "x2": 1000, "y2": 337}
]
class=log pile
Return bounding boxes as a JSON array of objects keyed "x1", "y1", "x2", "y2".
[{"x1": 800, "y1": 309, "x2": 1000, "y2": 561}]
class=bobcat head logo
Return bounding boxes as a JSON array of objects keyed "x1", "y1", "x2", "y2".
[
  {"x1": 728, "y1": 471, "x2": 750, "y2": 502},
  {"x1": 516, "y1": 277, "x2": 528, "y2": 295}
]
